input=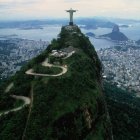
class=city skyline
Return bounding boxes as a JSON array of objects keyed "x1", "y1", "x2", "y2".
[{"x1": 0, "y1": 0, "x2": 140, "y2": 20}]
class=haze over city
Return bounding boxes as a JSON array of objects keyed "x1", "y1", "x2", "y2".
[{"x1": 0, "y1": 0, "x2": 140, "y2": 20}]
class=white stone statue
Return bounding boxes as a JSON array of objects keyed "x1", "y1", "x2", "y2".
[{"x1": 66, "y1": 8, "x2": 77, "y2": 25}]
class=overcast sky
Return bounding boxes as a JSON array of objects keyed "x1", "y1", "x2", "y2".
[{"x1": 0, "y1": 0, "x2": 140, "y2": 20}]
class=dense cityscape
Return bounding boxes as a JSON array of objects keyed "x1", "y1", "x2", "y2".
[
  {"x1": 98, "y1": 41, "x2": 140, "y2": 96},
  {"x1": 0, "y1": 38, "x2": 48, "y2": 79}
]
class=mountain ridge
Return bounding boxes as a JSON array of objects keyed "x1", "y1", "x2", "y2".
[{"x1": 0, "y1": 25, "x2": 113, "y2": 140}]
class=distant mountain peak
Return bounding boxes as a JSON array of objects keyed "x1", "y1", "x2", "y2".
[
  {"x1": 100, "y1": 25, "x2": 128, "y2": 41},
  {"x1": 112, "y1": 25, "x2": 120, "y2": 32}
]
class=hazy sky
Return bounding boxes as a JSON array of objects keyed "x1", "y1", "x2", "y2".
[{"x1": 0, "y1": 0, "x2": 140, "y2": 20}]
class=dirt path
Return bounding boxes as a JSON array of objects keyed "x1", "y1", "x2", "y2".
[
  {"x1": 5, "y1": 82, "x2": 14, "y2": 93},
  {"x1": 25, "y1": 59, "x2": 67, "y2": 77},
  {"x1": 0, "y1": 56, "x2": 69, "y2": 138},
  {"x1": 21, "y1": 59, "x2": 68, "y2": 139},
  {"x1": 1, "y1": 58, "x2": 68, "y2": 117},
  {"x1": 0, "y1": 82, "x2": 31, "y2": 117},
  {"x1": 22, "y1": 84, "x2": 34, "y2": 140},
  {"x1": 0, "y1": 95, "x2": 31, "y2": 117}
]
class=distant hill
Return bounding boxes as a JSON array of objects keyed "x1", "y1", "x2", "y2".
[
  {"x1": 100, "y1": 25, "x2": 128, "y2": 41},
  {"x1": 119, "y1": 25, "x2": 129, "y2": 28},
  {"x1": 86, "y1": 32, "x2": 95, "y2": 37},
  {"x1": 0, "y1": 18, "x2": 116, "y2": 30},
  {"x1": 78, "y1": 18, "x2": 116, "y2": 29},
  {"x1": 136, "y1": 40, "x2": 140, "y2": 45}
]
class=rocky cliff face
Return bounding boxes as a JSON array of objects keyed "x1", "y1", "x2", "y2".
[{"x1": 0, "y1": 25, "x2": 113, "y2": 140}]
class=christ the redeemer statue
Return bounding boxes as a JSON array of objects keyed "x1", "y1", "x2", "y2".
[{"x1": 66, "y1": 8, "x2": 77, "y2": 26}]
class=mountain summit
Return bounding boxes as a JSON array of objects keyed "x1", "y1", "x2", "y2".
[
  {"x1": 0, "y1": 25, "x2": 113, "y2": 140},
  {"x1": 112, "y1": 25, "x2": 120, "y2": 32},
  {"x1": 100, "y1": 25, "x2": 128, "y2": 41}
]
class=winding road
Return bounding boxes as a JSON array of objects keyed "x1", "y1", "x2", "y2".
[
  {"x1": 0, "y1": 49, "x2": 72, "y2": 140},
  {"x1": 0, "y1": 58, "x2": 68, "y2": 117},
  {"x1": 0, "y1": 82, "x2": 31, "y2": 117},
  {"x1": 25, "y1": 59, "x2": 67, "y2": 77},
  {"x1": 0, "y1": 94, "x2": 31, "y2": 117}
]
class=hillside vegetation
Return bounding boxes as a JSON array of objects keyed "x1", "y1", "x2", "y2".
[
  {"x1": 104, "y1": 82, "x2": 140, "y2": 140},
  {"x1": 0, "y1": 25, "x2": 112, "y2": 140}
]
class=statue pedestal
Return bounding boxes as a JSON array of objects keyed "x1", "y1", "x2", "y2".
[{"x1": 69, "y1": 22, "x2": 73, "y2": 26}]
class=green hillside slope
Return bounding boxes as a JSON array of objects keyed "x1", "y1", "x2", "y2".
[
  {"x1": 0, "y1": 25, "x2": 113, "y2": 140},
  {"x1": 104, "y1": 82, "x2": 140, "y2": 140}
]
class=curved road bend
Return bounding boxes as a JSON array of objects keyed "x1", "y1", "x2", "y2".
[
  {"x1": 25, "y1": 59, "x2": 67, "y2": 77},
  {"x1": 0, "y1": 57, "x2": 68, "y2": 117},
  {"x1": 0, "y1": 95, "x2": 31, "y2": 117},
  {"x1": 0, "y1": 57, "x2": 69, "y2": 139}
]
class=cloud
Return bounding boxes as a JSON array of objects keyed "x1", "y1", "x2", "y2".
[
  {"x1": 0, "y1": 4, "x2": 9, "y2": 8},
  {"x1": 0, "y1": 0, "x2": 40, "y2": 8},
  {"x1": 63, "y1": 0, "x2": 81, "y2": 3},
  {"x1": 0, "y1": 0, "x2": 140, "y2": 20}
]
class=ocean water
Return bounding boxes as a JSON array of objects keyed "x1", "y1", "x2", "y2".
[
  {"x1": 81, "y1": 28, "x2": 115, "y2": 50},
  {"x1": 0, "y1": 23, "x2": 140, "y2": 50},
  {"x1": 0, "y1": 25, "x2": 61, "y2": 42},
  {"x1": 120, "y1": 23, "x2": 140, "y2": 40},
  {"x1": 91, "y1": 23, "x2": 140, "y2": 40},
  {"x1": 80, "y1": 23, "x2": 140, "y2": 49}
]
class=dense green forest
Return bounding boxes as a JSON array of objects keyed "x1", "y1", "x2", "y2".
[
  {"x1": 0, "y1": 25, "x2": 112, "y2": 140},
  {"x1": 104, "y1": 82, "x2": 140, "y2": 140},
  {"x1": 0, "y1": 26, "x2": 140, "y2": 140},
  {"x1": 33, "y1": 64, "x2": 62, "y2": 75},
  {"x1": 1, "y1": 25, "x2": 139, "y2": 140},
  {"x1": 0, "y1": 107, "x2": 29, "y2": 140}
]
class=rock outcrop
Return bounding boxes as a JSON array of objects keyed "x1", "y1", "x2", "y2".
[{"x1": 100, "y1": 25, "x2": 128, "y2": 41}]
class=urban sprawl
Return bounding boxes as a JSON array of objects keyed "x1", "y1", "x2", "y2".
[
  {"x1": 0, "y1": 39, "x2": 48, "y2": 79},
  {"x1": 98, "y1": 41, "x2": 140, "y2": 96}
]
